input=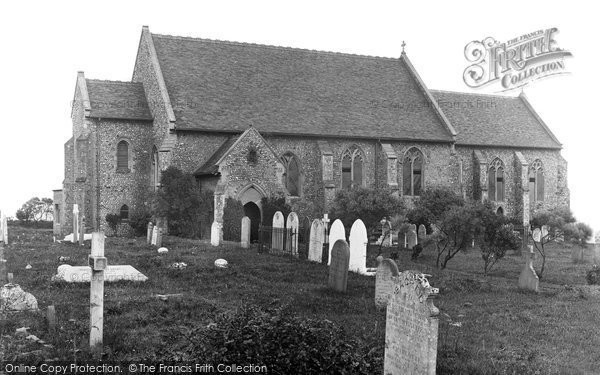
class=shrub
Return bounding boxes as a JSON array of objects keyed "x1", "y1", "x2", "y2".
[
  {"x1": 182, "y1": 304, "x2": 380, "y2": 373},
  {"x1": 105, "y1": 213, "x2": 121, "y2": 235},
  {"x1": 222, "y1": 198, "x2": 245, "y2": 241},
  {"x1": 261, "y1": 194, "x2": 291, "y2": 226},
  {"x1": 586, "y1": 265, "x2": 600, "y2": 285},
  {"x1": 128, "y1": 210, "x2": 152, "y2": 237},
  {"x1": 414, "y1": 187, "x2": 464, "y2": 222},
  {"x1": 154, "y1": 167, "x2": 213, "y2": 237},
  {"x1": 329, "y1": 187, "x2": 405, "y2": 232}
]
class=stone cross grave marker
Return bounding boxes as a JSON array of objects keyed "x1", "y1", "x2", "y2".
[
  {"x1": 72, "y1": 204, "x2": 79, "y2": 244},
  {"x1": 328, "y1": 239, "x2": 350, "y2": 293},
  {"x1": 89, "y1": 232, "x2": 107, "y2": 359},
  {"x1": 286, "y1": 212, "x2": 299, "y2": 257},
  {"x1": 271, "y1": 211, "x2": 285, "y2": 252},
  {"x1": 328, "y1": 219, "x2": 345, "y2": 265},
  {"x1": 349, "y1": 219, "x2": 368, "y2": 274},
  {"x1": 374, "y1": 258, "x2": 399, "y2": 309},
  {"x1": 241, "y1": 216, "x2": 250, "y2": 249},
  {"x1": 418, "y1": 224, "x2": 426, "y2": 241},
  {"x1": 407, "y1": 226, "x2": 417, "y2": 249},
  {"x1": 210, "y1": 222, "x2": 222, "y2": 246},
  {"x1": 308, "y1": 219, "x2": 324, "y2": 263},
  {"x1": 532, "y1": 228, "x2": 541, "y2": 243},
  {"x1": 518, "y1": 245, "x2": 539, "y2": 292},
  {"x1": 151, "y1": 225, "x2": 158, "y2": 246},
  {"x1": 384, "y1": 270, "x2": 439, "y2": 375},
  {"x1": 146, "y1": 222, "x2": 154, "y2": 245}
]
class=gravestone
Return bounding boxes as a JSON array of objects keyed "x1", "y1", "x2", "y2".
[
  {"x1": 54, "y1": 264, "x2": 148, "y2": 282},
  {"x1": 210, "y1": 222, "x2": 222, "y2": 246},
  {"x1": 418, "y1": 224, "x2": 426, "y2": 240},
  {"x1": 2, "y1": 214, "x2": 8, "y2": 245},
  {"x1": 72, "y1": 204, "x2": 79, "y2": 244},
  {"x1": 328, "y1": 239, "x2": 350, "y2": 292},
  {"x1": 0, "y1": 284, "x2": 38, "y2": 311},
  {"x1": 374, "y1": 258, "x2": 399, "y2": 308},
  {"x1": 146, "y1": 222, "x2": 153, "y2": 245},
  {"x1": 151, "y1": 225, "x2": 158, "y2": 246},
  {"x1": 308, "y1": 219, "x2": 324, "y2": 262},
  {"x1": 78, "y1": 213, "x2": 85, "y2": 245},
  {"x1": 286, "y1": 212, "x2": 299, "y2": 257},
  {"x1": 156, "y1": 228, "x2": 163, "y2": 248},
  {"x1": 532, "y1": 228, "x2": 541, "y2": 243},
  {"x1": 328, "y1": 219, "x2": 345, "y2": 265},
  {"x1": 271, "y1": 211, "x2": 285, "y2": 251},
  {"x1": 89, "y1": 232, "x2": 106, "y2": 359},
  {"x1": 241, "y1": 216, "x2": 250, "y2": 249},
  {"x1": 541, "y1": 225, "x2": 548, "y2": 239},
  {"x1": 384, "y1": 271, "x2": 439, "y2": 375},
  {"x1": 349, "y1": 219, "x2": 368, "y2": 274},
  {"x1": 407, "y1": 229, "x2": 417, "y2": 249},
  {"x1": 518, "y1": 246, "x2": 539, "y2": 292}
]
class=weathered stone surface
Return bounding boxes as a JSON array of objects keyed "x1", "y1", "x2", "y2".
[
  {"x1": 375, "y1": 258, "x2": 399, "y2": 308},
  {"x1": 328, "y1": 239, "x2": 350, "y2": 293},
  {"x1": 407, "y1": 229, "x2": 417, "y2": 249},
  {"x1": 384, "y1": 271, "x2": 439, "y2": 375},
  {"x1": 286, "y1": 212, "x2": 299, "y2": 257},
  {"x1": 241, "y1": 216, "x2": 250, "y2": 249},
  {"x1": 151, "y1": 225, "x2": 158, "y2": 246},
  {"x1": 214, "y1": 259, "x2": 228, "y2": 268},
  {"x1": 156, "y1": 228, "x2": 163, "y2": 247},
  {"x1": 53, "y1": 265, "x2": 148, "y2": 282},
  {"x1": 518, "y1": 246, "x2": 539, "y2": 292},
  {"x1": 210, "y1": 222, "x2": 222, "y2": 247},
  {"x1": 0, "y1": 284, "x2": 38, "y2": 311},
  {"x1": 308, "y1": 219, "x2": 324, "y2": 262},
  {"x1": 328, "y1": 219, "x2": 345, "y2": 265},
  {"x1": 532, "y1": 228, "x2": 541, "y2": 243},
  {"x1": 541, "y1": 225, "x2": 548, "y2": 239},
  {"x1": 146, "y1": 222, "x2": 154, "y2": 245},
  {"x1": 349, "y1": 219, "x2": 368, "y2": 274},
  {"x1": 418, "y1": 224, "x2": 426, "y2": 240},
  {"x1": 272, "y1": 211, "x2": 284, "y2": 251}
]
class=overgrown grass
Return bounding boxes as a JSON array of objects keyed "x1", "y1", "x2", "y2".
[{"x1": 1, "y1": 226, "x2": 599, "y2": 374}]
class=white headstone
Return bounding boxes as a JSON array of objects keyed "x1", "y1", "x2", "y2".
[
  {"x1": 418, "y1": 224, "x2": 426, "y2": 240},
  {"x1": 308, "y1": 219, "x2": 324, "y2": 263},
  {"x1": 286, "y1": 212, "x2": 299, "y2": 257},
  {"x1": 541, "y1": 225, "x2": 548, "y2": 239},
  {"x1": 328, "y1": 219, "x2": 346, "y2": 265},
  {"x1": 151, "y1": 225, "x2": 158, "y2": 246},
  {"x1": 72, "y1": 204, "x2": 79, "y2": 244},
  {"x1": 211, "y1": 222, "x2": 222, "y2": 246},
  {"x1": 241, "y1": 216, "x2": 251, "y2": 249},
  {"x1": 532, "y1": 228, "x2": 542, "y2": 243},
  {"x1": 271, "y1": 211, "x2": 285, "y2": 251},
  {"x1": 349, "y1": 219, "x2": 368, "y2": 274}
]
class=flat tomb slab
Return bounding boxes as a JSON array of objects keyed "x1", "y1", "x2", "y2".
[{"x1": 54, "y1": 265, "x2": 148, "y2": 282}]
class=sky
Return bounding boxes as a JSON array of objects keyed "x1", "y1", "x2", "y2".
[{"x1": 0, "y1": 0, "x2": 598, "y2": 233}]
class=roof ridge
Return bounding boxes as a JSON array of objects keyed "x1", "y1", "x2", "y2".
[
  {"x1": 86, "y1": 78, "x2": 141, "y2": 85},
  {"x1": 431, "y1": 89, "x2": 519, "y2": 99},
  {"x1": 151, "y1": 33, "x2": 400, "y2": 61}
]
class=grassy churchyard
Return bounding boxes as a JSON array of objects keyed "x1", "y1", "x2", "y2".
[{"x1": 1, "y1": 225, "x2": 599, "y2": 374}]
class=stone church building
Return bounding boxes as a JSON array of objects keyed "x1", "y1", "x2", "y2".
[{"x1": 53, "y1": 26, "x2": 569, "y2": 240}]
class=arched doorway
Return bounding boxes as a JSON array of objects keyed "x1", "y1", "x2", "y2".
[
  {"x1": 244, "y1": 202, "x2": 261, "y2": 242},
  {"x1": 496, "y1": 207, "x2": 504, "y2": 216}
]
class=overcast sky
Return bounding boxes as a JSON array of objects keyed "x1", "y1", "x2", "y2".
[{"x1": 0, "y1": 0, "x2": 598, "y2": 233}]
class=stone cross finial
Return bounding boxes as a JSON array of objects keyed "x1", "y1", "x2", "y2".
[{"x1": 401, "y1": 41, "x2": 406, "y2": 54}]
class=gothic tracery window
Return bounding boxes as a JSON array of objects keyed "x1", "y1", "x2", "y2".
[
  {"x1": 281, "y1": 152, "x2": 302, "y2": 196},
  {"x1": 488, "y1": 158, "x2": 505, "y2": 202},
  {"x1": 402, "y1": 148, "x2": 424, "y2": 196},
  {"x1": 529, "y1": 159, "x2": 544, "y2": 202},
  {"x1": 341, "y1": 146, "x2": 364, "y2": 189}
]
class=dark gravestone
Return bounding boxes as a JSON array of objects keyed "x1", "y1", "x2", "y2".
[
  {"x1": 328, "y1": 239, "x2": 350, "y2": 293},
  {"x1": 375, "y1": 258, "x2": 399, "y2": 308}
]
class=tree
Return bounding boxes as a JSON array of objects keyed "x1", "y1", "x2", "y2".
[
  {"x1": 407, "y1": 187, "x2": 464, "y2": 233},
  {"x1": 222, "y1": 198, "x2": 245, "y2": 241},
  {"x1": 475, "y1": 202, "x2": 520, "y2": 274},
  {"x1": 154, "y1": 167, "x2": 213, "y2": 237},
  {"x1": 530, "y1": 207, "x2": 592, "y2": 279},
  {"x1": 329, "y1": 187, "x2": 406, "y2": 232},
  {"x1": 261, "y1": 194, "x2": 292, "y2": 226},
  {"x1": 430, "y1": 204, "x2": 478, "y2": 269},
  {"x1": 16, "y1": 197, "x2": 53, "y2": 223}
]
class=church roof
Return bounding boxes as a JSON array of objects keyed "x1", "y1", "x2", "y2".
[
  {"x1": 431, "y1": 90, "x2": 562, "y2": 149},
  {"x1": 150, "y1": 34, "x2": 455, "y2": 142},
  {"x1": 195, "y1": 136, "x2": 239, "y2": 176},
  {"x1": 86, "y1": 80, "x2": 153, "y2": 121}
]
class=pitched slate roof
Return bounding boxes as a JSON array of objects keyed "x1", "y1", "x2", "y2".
[
  {"x1": 195, "y1": 136, "x2": 239, "y2": 175},
  {"x1": 150, "y1": 34, "x2": 454, "y2": 142},
  {"x1": 431, "y1": 90, "x2": 561, "y2": 149},
  {"x1": 86, "y1": 79, "x2": 153, "y2": 121}
]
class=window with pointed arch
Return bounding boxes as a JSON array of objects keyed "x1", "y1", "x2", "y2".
[
  {"x1": 151, "y1": 146, "x2": 160, "y2": 190},
  {"x1": 529, "y1": 159, "x2": 544, "y2": 202},
  {"x1": 402, "y1": 148, "x2": 424, "y2": 196},
  {"x1": 341, "y1": 146, "x2": 364, "y2": 189},
  {"x1": 119, "y1": 204, "x2": 129, "y2": 220},
  {"x1": 488, "y1": 158, "x2": 505, "y2": 202},
  {"x1": 281, "y1": 152, "x2": 302, "y2": 196},
  {"x1": 116, "y1": 140, "x2": 130, "y2": 172}
]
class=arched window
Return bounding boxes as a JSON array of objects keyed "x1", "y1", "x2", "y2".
[
  {"x1": 117, "y1": 140, "x2": 129, "y2": 172},
  {"x1": 281, "y1": 152, "x2": 302, "y2": 196},
  {"x1": 119, "y1": 204, "x2": 129, "y2": 220},
  {"x1": 403, "y1": 148, "x2": 424, "y2": 196},
  {"x1": 151, "y1": 146, "x2": 159, "y2": 190},
  {"x1": 488, "y1": 158, "x2": 504, "y2": 202},
  {"x1": 529, "y1": 159, "x2": 544, "y2": 202},
  {"x1": 341, "y1": 146, "x2": 364, "y2": 189}
]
